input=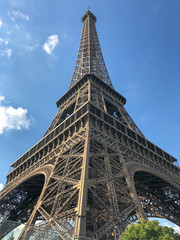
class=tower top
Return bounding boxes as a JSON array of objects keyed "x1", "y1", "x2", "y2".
[
  {"x1": 69, "y1": 10, "x2": 113, "y2": 89},
  {"x1": 81, "y1": 9, "x2": 96, "y2": 23}
]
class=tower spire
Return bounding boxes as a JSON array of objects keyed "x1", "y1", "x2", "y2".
[{"x1": 69, "y1": 10, "x2": 113, "y2": 89}]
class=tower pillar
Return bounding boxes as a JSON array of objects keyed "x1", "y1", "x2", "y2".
[{"x1": 74, "y1": 125, "x2": 90, "y2": 237}]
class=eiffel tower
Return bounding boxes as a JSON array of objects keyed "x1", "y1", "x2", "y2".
[{"x1": 0, "y1": 10, "x2": 180, "y2": 240}]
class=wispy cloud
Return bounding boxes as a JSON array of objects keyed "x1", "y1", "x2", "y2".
[
  {"x1": 8, "y1": 11, "x2": 14, "y2": 21},
  {"x1": 6, "y1": 30, "x2": 12, "y2": 35},
  {"x1": 0, "y1": 96, "x2": 32, "y2": 134},
  {"x1": 0, "y1": 38, "x2": 12, "y2": 59},
  {"x1": 4, "y1": 10, "x2": 39, "y2": 56},
  {"x1": 42, "y1": 35, "x2": 59, "y2": 54},
  {"x1": 0, "y1": 183, "x2": 4, "y2": 191},
  {"x1": 8, "y1": 10, "x2": 29, "y2": 31},
  {"x1": 1, "y1": 48, "x2": 12, "y2": 59},
  {"x1": 11, "y1": 10, "x2": 29, "y2": 21},
  {"x1": 0, "y1": 19, "x2": 2, "y2": 28},
  {"x1": 0, "y1": 96, "x2": 5, "y2": 102}
]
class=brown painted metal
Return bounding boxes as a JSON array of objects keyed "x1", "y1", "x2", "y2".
[
  {"x1": 69, "y1": 10, "x2": 113, "y2": 89},
  {"x1": 0, "y1": 10, "x2": 179, "y2": 240}
]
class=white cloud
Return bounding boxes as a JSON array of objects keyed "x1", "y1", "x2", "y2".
[
  {"x1": 0, "y1": 39, "x2": 12, "y2": 59},
  {"x1": 1, "y1": 48, "x2": 12, "y2": 59},
  {"x1": 6, "y1": 48, "x2": 12, "y2": 58},
  {"x1": 12, "y1": 10, "x2": 29, "y2": 21},
  {"x1": 42, "y1": 35, "x2": 59, "y2": 54},
  {"x1": 7, "y1": 10, "x2": 29, "y2": 31},
  {"x1": 0, "y1": 96, "x2": 5, "y2": 102},
  {"x1": 0, "y1": 96, "x2": 31, "y2": 134},
  {"x1": 0, "y1": 183, "x2": 4, "y2": 191},
  {"x1": 0, "y1": 106, "x2": 30, "y2": 134},
  {"x1": 6, "y1": 30, "x2": 12, "y2": 35},
  {"x1": 8, "y1": 10, "x2": 15, "y2": 21},
  {"x1": 15, "y1": 22, "x2": 20, "y2": 30},
  {"x1": 0, "y1": 19, "x2": 2, "y2": 28}
]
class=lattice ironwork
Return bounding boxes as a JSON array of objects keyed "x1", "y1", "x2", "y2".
[
  {"x1": 69, "y1": 10, "x2": 113, "y2": 89},
  {"x1": 0, "y1": 10, "x2": 179, "y2": 240}
]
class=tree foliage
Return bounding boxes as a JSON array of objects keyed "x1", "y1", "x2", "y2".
[{"x1": 121, "y1": 219, "x2": 180, "y2": 240}]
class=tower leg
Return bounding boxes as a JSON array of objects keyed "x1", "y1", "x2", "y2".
[
  {"x1": 17, "y1": 161, "x2": 58, "y2": 240},
  {"x1": 17, "y1": 182, "x2": 48, "y2": 240},
  {"x1": 74, "y1": 126, "x2": 90, "y2": 237},
  {"x1": 120, "y1": 156, "x2": 146, "y2": 220}
]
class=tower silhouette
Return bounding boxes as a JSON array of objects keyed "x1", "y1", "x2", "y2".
[{"x1": 0, "y1": 10, "x2": 179, "y2": 240}]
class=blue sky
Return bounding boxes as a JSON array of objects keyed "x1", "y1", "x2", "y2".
[{"x1": 0, "y1": 0, "x2": 180, "y2": 236}]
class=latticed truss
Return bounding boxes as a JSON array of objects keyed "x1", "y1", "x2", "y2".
[
  {"x1": 69, "y1": 10, "x2": 113, "y2": 89},
  {"x1": 0, "y1": 10, "x2": 180, "y2": 240},
  {"x1": 0, "y1": 74, "x2": 179, "y2": 239}
]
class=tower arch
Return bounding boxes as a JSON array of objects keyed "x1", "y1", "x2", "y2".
[{"x1": 133, "y1": 170, "x2": 180, "y2": 226}]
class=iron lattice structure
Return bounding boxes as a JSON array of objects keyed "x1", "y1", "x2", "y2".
[
  {"x1": 69, "y1": 10, "x2": 113, "y2": 89},
  {"x1": 0, "y1": 10, "x2": 180, "y2": 240}
]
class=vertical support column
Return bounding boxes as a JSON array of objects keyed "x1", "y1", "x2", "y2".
[
  {"x1": 101, "y1": 90, "x2": 108, "y2": 112},
  {"x1": 88, "y1": 81, "x2": 91, "y2": 102},
  {"x1": 74, "y1": 88, "x2": 80, "y2": 111},
  {"x1": 74, "y1": 125, "x2": 90, "y2": 237},
  {"x1": 104, "y1": 147, "x2": 120, "y2": 217},
  {"x1": 120, "y1": 156, "x2": 146, "y2": 220}
]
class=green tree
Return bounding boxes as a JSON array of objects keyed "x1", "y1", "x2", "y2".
[{"x1": 121, "y1": 219, "x2": 180, "y2": 240}]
